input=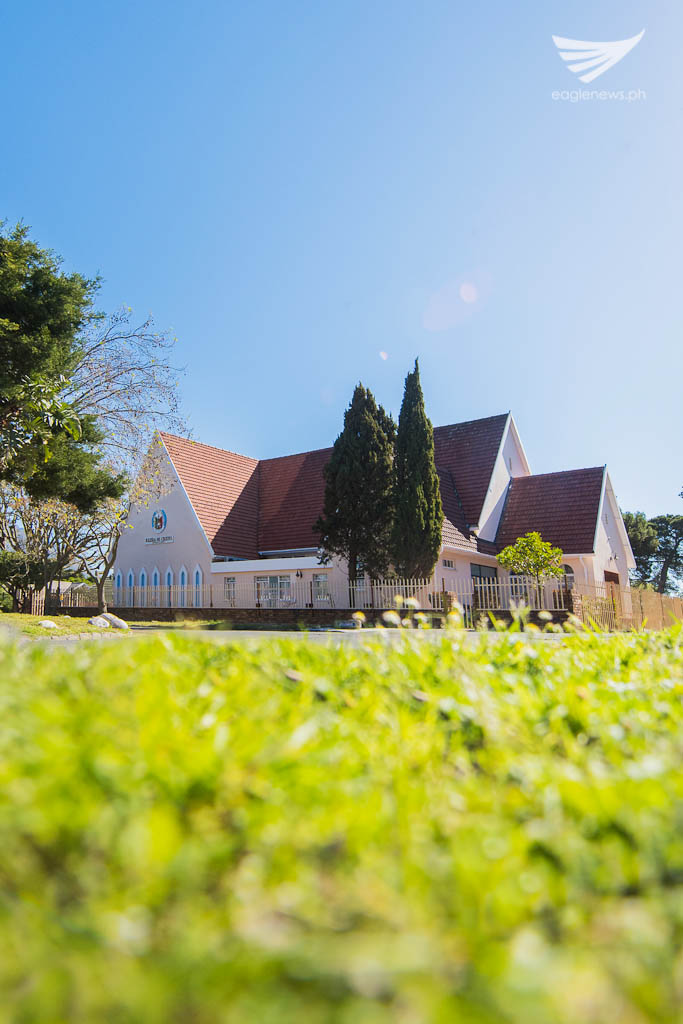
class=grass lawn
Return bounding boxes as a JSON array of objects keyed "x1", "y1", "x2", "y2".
[
  {"x1": 0, "y1": 612, "x2": 125, "y2": 638},
  {"x1": 1, "y1": 624, "x2": 682, "y2": 1022}
]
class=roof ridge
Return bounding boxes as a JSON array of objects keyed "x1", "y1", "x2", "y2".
[
  {"x1": 433, "y1": 413, "x2": 508, "y2": 433},
  {"x1": 162, "y1": 414, "x2": 511, "y2": 466},
  {"x1": 512, "y1": 466, "x2": 604, "y2": 482},
  {"x1": 160, "y1": 431, "x2": 258, "y2": 464}
]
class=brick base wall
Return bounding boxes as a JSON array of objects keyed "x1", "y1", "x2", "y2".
[
  {"x1": 65, "y1": 606, "x2": 429, "y2": 628},
  {"x1": 61, "y1": 606, "x2": 572, "y2": 630},
  {"x1": 483, "y1": 610, "x2": 573, "y2": 630}
]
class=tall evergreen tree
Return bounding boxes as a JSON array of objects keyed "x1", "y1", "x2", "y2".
[
  {"x1": 315, "y1": 384, "x2": 395, "y2": 581},
  {"x1": 392, "y1": 359, "x2": 443, "y2": 578}
]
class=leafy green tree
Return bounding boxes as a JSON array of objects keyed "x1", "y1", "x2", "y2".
[
  {"x1": 649, "y1": 514, "x2": 683, "y2": 594},
  {"x1": 498, "y1": 531, "x2": 564, "y2": 604},
  {"x1": 391, "y1": 359, "x2": 443, "y2": 578},
  {"x1": 315, "y1": 384, "x2": 395, "y2": 581},
  {"x1": 0, "y1": 221, "x2": 98, "y2": 482},
  {"x1": 0, "y1": 550, "x2": 45, "y2": 611},
  {"x1": 19, "y1": 418, "x2": 126, "y2": 512},
  {"x1": 622, "y1": 511, "x2": 659, "y2": 586}
]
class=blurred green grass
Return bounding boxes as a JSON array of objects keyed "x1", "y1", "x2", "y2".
[{"x1": 1, "y1": 625, "x2": 682, "y2": 1022}]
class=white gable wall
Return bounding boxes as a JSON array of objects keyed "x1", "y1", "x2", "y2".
[
  {"x1": 114, "y1": 448, "x2": 213, "y2": 591},
  {"x1": 591, "y1": 472, "x2": 635, "y2": 586},
  {"x1": 477, "y1": 416, "x2": 531, "y2": 542}
]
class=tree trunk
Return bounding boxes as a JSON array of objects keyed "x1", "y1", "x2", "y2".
[
  {"x1": 97, "y1": 577, "x2": 108, "y2": 614},
  {"x1": 656, "y1": 554, "x2": 675, "y2": 594},
  {"x1": 348, "y1": 546, "x2": 358, "y2": 608}
]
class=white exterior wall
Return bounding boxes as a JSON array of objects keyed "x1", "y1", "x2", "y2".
[
  {"x1": 437, "y1": 549, "x2": 501, "y2": 590},
  {"x1": 592, "y1": 474, "x2": 634, "y2": 587},
  {"x1": 478, "y1": 416, "x2": 530, "y2": 542},
  {"x1": 114, "y1": 450, "x2": 213, "y2": 597}
]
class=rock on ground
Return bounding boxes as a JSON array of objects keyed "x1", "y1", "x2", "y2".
[
  {"x1": 39, "y1": 620, "x2": 58, "y2": 629},
  {"x1": 101, "y1": 612, "x2": 129, "y2": 630},
  {"x1": 88, "y1": 615, "x2": 111, "y2": 628}
]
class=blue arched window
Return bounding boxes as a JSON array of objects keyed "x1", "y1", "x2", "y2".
[
  {"x1": 194, "y1": 567, "x2": 202, "y2": 607},
  {"x1": 115, "y1": 572, "x2": 122, "y2": 605},
  {"x1": 127, "y1": 571, "x2": 135, "y2": 607},
  {"x1": 179, "y1": 568, "x2": 187, "y2": 608},
  {"x1": 166, "y1": 569, "x2": 173, "y2": 607}
]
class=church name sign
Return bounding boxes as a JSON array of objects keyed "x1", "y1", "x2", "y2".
[{"x1": 145, "y1": 508, "x2": 175, "y2": 545}]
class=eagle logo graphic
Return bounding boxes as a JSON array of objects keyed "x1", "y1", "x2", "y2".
[{"x1": 552, "y1": 30, "x2": 644, "y2": 84}]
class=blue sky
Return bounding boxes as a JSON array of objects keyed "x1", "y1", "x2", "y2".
[{"x1": 2, "y1": 0, "x2": 680, "y2": 516}]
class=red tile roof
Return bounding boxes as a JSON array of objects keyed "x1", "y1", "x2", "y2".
[
  {"x1": 495, "y1": 467, "x2": 605, "y2": 554},
  {"x1": 258, "y1": 447, "x2": 333, "y2": 552},
  {"x1": 433, "y1": 414, "x2": 509, "y2": 528},
  {"x1": 160, "y1": 421, "x2": 606, "y2": 562},
  {"x1": 160, "y1": 434, "x2": 259, "y2": 558},
  {"x1": 161, "y1": 417, "x2": 511, "y2": 558},
  {"x1": 437, "y1": 467, "x2": 477, "y2": 551}
]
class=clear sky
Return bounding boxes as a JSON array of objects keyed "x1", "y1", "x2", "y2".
[{"x1": 2, "y1": 0, "x2": 680, "y2": 516}]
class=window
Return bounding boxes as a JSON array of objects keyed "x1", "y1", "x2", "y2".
[
  {"x1": 140, "y1": 570, "x2": 147, "y2": 588},
  {"x1": 127, "y1": 571, "x2": 134, "y2": 608},
  {"x1": 312, "y1": 573, "x2": 329, "y2": 601},
  {"x1": 115, "y1": 573, "x2": 122, "y2": 605},
  {"x1": 470, "y1": 564, "x2": 497, "y2": 580},
  {"x1": 471, "y1": 564, "x2": 498, "y2": 609},
  {"x1": 152, "y1": 570, "x2": 159, "y2": 587},
  {"x1": 166, "y1": 569, "x2": 173, "y2": 607},
  {"x1": 224, "y1": 577, "x2": 236, "y2": 606},
  {"x1": 443, "y1": 558, "x2": 454, "y2": 569},
  {"x1": 194, "y1": 568, "x2": 202, "y2": 607},
  {"x1": 179, "y1": 569, "x2": 187, "y2": 608},
  {"x1": 562, "y1": 564, "x2": 575, "y2": 590},
  {"x1": 255, "y1": 575, "x2": 292, "y2": 607}
]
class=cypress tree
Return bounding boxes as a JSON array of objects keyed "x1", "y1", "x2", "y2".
[
  {"x1": 392, "y1": 359, "x2": 444, "y2": 578},
  {"x1": 315, "y1": 384, "x2": 395, "y2": 581}
]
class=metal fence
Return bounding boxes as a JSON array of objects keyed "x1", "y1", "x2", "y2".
[
  {"x1": 27, "y1": 575, "x2": 683, "y2": 632},
  {"x1": 29, "y1": 585, "x2": 113, "y2": 617}
]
